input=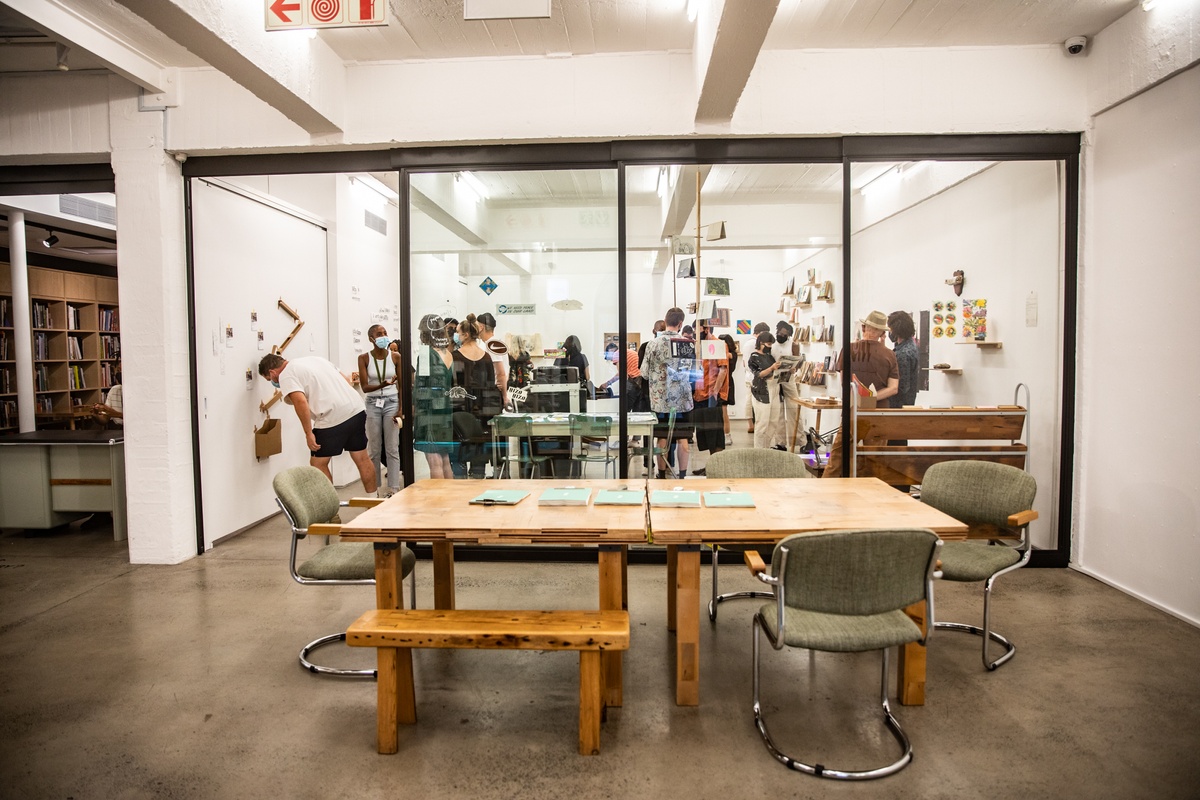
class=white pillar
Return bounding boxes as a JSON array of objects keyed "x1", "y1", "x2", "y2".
[
  {"x1": 8, "y1": 211, "x2": 36, "y2": 432},
  {"x1": 108, "y1": 77, "x2": 197, "y2": 564}
]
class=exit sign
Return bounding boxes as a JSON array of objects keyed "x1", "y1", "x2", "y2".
[{"x1": 266, "y1": 0, "x2": 387, "y2": 30}]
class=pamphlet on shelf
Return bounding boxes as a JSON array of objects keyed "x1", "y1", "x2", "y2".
[
  {"x1": 538, "y1": 487, "x2": 592, "y2": 506},
  {"x1": 594, "y1": 489, "x2": 645, "y2": 506},
  {"x1": 650, "y1": 489, "x2": 702, "y2": 508},
  {"x1": 469, "y1": 490, "x2": 531, "y2": 506},
  {"x1": 702, "y1": 491, "x2": 756, "y2": 508}
]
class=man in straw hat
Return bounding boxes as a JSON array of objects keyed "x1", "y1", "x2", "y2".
[{"x1": 822, "y1": 309, "x2": 900, "y2": 478}]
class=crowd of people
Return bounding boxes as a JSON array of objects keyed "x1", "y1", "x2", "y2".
[{"x1": 257, "y1": 302, "x2": 921, "y2": 490}]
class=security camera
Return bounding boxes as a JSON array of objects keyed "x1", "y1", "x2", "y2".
[{"x1": 1065, "y1": 36, "x2": 1088, "y2": 56}]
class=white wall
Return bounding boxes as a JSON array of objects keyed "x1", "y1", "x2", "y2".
[
  {"x1": 1078, "y1": 64, "x2": 1200, "y2": 625},
  {"x1": 846, "y1": 160, "x2": 1064, "y2": 549}
]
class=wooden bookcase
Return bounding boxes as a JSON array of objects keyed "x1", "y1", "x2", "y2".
[
  {"x1": 0, "y1": 264, "x2": 120, "y2": 432},
  {"x1": 1, "y1": 268, "x2": 14, "y2": 432}
]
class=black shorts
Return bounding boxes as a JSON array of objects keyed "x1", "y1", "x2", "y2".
[
  {"x1": 313, "y1": 411, "x2": 368, "y2": 457},
  {"x1": 653, "y1": 410, "x2": 693, "y2": 441}
]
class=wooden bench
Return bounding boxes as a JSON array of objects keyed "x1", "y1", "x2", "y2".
[
  {"x1": 852, "y1": 406, "x2": 1027, "y2": 487},
  {"x1": 347, "y1": 608, "x2": 631, "y2": 755}
]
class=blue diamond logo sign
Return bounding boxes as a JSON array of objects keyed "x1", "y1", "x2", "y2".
[{"x1": 480, "y1": 276, "x2": 498, "y2": 295}]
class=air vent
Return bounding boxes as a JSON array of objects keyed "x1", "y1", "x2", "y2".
[
  {"x1": 59, "y1": 195, "x2": 116, "y2": 226},
  {"x1": 364, "y1": 209, "x2": 387, "y2": 235}
]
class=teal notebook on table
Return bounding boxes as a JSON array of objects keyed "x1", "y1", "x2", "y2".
[
  {"x1": 702, "y1": 491, "x2": 756, "y2": 508},
  {"x1": 649, "y1": 489, "x2": 702, "y2": 508},
  {"x1": 538, "y1": 487, "x2": 592, "y2": 506},
  {"x1": 469, "y1": 490, "x2": 530, "y2": 506},
  {"x1": 594, "y1": 489, "x2": 644, "y2": 506}
]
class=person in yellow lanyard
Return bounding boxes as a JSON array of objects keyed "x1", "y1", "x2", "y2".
[{"x1": 357, "y1": 324, "x2": 403, "y2": 497}]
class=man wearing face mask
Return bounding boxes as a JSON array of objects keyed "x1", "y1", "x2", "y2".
[
  {"x1": 357, "y1": 324, "x2": 403, "y2": 497},
  {"x1": 770, "y1": 320, "x2": 801, "y2": 450},
  {"x1": 258, "y1": 352, "x2": 377, "y2": 494}
]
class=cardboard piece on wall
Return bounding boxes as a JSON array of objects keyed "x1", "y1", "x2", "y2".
[{"x1": 254, "y1": 418, "x2": 282, "y2": 459}]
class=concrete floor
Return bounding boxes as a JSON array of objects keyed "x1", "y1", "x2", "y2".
[{"x1": 3, "y1": 502, "x2": 1200, "y2": 799}]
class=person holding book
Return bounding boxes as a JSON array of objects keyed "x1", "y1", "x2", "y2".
[
  {"x1": 771, "y1": 320, "x2": 802, "y2": 450},
  {"x1": 641, "y1": 307, "x2": 694, "y2": 478},
  {"x1": 92, "y1": 366, "x2": 123, "y2": 428},
  {"x1": 822, "y1": 309, "x2": 900, "y2": 478},
  {"x1": 748, "y1": 331, "x2": 782, "y2": 449}
]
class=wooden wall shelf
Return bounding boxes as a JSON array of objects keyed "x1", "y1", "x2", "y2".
[{"x1": 955, "y1": 341, "x2": 1003, "y2": 349}]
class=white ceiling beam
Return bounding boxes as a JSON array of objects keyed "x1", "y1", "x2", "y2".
[
  {"x1": 114, "y1": 0, "x2": 345, "y2": 135},
  {"x1": 3, "y1": 0, "x2": 172, "y2": 94},
  {"x1": 694, "y1": 0, "x2": 782, "y2": 125}
]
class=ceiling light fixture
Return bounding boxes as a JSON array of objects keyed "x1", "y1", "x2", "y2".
[
  {"x1": 1141, "y1": 0, "x2": 1158, "y2": 10},
  {"x1": 43, "y1": 231, "x2": 59, "y2": 248},
  {"x1": 55, "y1": 43, "x2": 69, "y2": 71},
  {"x1": 456, "y1": 171, "x2": 490, "y2": 202}
]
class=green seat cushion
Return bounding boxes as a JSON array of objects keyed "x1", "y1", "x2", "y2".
[
  {"x1": 938, "y1": 540, "x2": 1021, "y2": 583},
  {"x1": 298, "y1": 542, "x2": 415, "y2": 581},
  {"x1": 758, "y1": 605, "x2": 923, "y2": 652}
]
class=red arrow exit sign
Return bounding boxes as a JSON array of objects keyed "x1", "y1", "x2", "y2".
[{"x1": 266, "y1": 0, "x2": 386, "y2": 30}]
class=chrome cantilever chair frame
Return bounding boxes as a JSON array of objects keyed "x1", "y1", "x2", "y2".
[
  {"x1": 920, "y1": 459, "x2": 1037, "y2": 671},
  {"x1": 705, "y1": 448, "x2": 808, "y2": 622},
  {"x1": 749, "y1": 530, "x2": 941, "y2": 780},
  {"x1": 276, "y1": 495, "x2": 416, "y2": 679},
  {"x1": 568, "y1": 414, "x2": 618, "y2": 479}
]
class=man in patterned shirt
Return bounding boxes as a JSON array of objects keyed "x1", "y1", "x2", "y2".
[{"x1": 641, "y1": 306, "x2": 695, "y2": 478}]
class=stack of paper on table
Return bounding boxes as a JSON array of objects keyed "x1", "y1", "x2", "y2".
[
  {"x1": 650, "y1": 489, "x2": 702, "y2": 508},
  {"x1": 594, "y1": 489, "x2": 644, "y2": 506},
  {"x1": 537, "y1": 487, "x2": 592, "y2": 506}
]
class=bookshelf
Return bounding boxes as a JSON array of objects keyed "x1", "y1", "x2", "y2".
[
  {"x1": 1, "y1": 265, "x2": 120, "y2": 432},
  {"x1": 1, "y1": 280, "x2": 14, "y2": 432}
]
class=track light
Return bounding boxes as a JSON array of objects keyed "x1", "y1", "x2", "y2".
[
  {"x1": 56, "y1": 43, "x2": 70, "y2": 71},
  {"x1": 43, "y1": 232, "x2": 59, "y2": 248}
]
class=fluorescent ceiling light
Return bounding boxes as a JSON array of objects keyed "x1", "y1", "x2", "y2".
[
  {"x1": 457, "y1": 171, "x2": 490, "y2": 202},
  {"x1": 354, "y1": 174, "x2": 398, "y2": 202},
  {"x1": 464, "y1": 0, "x2": 551, "y2": 20}
]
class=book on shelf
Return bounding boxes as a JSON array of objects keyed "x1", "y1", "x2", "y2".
[
  {"x1": 469, "y1": 490, "x2": 530, "y2": 506},
  {"x1": 537, "y1": 487, "x2": 592, "y2": 506},
  {"x1": 702, "y1": 491, "x2": 756, "y2": 508},
  {"x1": 650, "y1": 489, "x2": 701, "y2": 508},
  {"x1": 594, "y1": 489, "x2": 644, "y2": 506},
  {"x1": 817, "y1": 280, "x2": 835, "y2": 301}
]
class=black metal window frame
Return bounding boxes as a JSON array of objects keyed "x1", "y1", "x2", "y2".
[{"x1": 183, "y1": 134, "x2": 1079, "y2": 567}]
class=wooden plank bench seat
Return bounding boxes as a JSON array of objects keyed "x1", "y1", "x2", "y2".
[
  {"x1": 347, "y1": 608, "x2": 631, "y2": 755},
  {"x1": 852, "y1": 406, "x2": 1027, "y2": 488}
]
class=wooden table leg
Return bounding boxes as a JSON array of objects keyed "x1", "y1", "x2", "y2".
[
  {"x1": 899, "y1": 601, "x2": 927, "y2": 706},
  {"x1": 579, "y1": 651, "x2": 602, "y2": 756},
  {"x1": 431, "y1": 541, "x2": 456, "y2": 610},
  {"x1": 666, "y1": 545, "x2": 678, "y2": 632},
  {"x1": 374, "y1": 545, "x2": 404, "y2": 610},
  {"x1": 598, "y1": 545, "x2": 625, "y2": 708},
  {"x1": 675, "y1": 545, "x2": 700, "y2": 707}
]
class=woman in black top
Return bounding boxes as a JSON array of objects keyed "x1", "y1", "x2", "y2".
[
  {"x1": 554, "y1": 334, "x2": 591, "y2": 411},
  {"x1": 719, "y1": 333, "x2": 739, "y2": 443},
  {"x1": 450, "y1": 314, "x2": 500, "y2": 478}
]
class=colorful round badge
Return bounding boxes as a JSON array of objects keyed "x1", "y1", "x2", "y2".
[
  {"x1": 946, "y1": 313, "x2": 956, "y2": 325},
  {"x1": 946, "y1": 326, "x2": 957, "y2": 337},
  {"x1": 933, "y1": 301, "x2": 944, "y2": 312},
  {"x1": 933, "y1": 326, "x2": 944, "y2": 338},
  {"x1": 933, "y1": 313, "x2": 944, "y2": 325},
  {"x1": 947, "y1": 300, "x2": 957, "y2": 311}
]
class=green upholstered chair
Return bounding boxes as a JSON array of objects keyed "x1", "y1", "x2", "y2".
[
  {"x1": 920, "y1": 460, "x2": 1037, "y2": 670},
  {"x1": 491, "y1": 414, "x2": 554, "y2": 479},
  {"x1": 568, "y1": 414, "x2": 618, "y2": 478},
  {"x1": 273, "y1": 466, "x2": 416, "y2": 679},
  {"x1": 747, "y1": 528, "x2": 941, "y2": 780},
  {"x1": 704, "y1": 448, "x2": 809, "y2": 622}
]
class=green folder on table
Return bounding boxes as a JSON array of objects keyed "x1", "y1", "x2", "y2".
[
  {"x1": 594, "y1": 489, "x2": 645, "y2": 506},
  {"x1": 649, "y1": 489, "x2": 702, "y2": 508},
  {"x1": 702, "y1": 491, "x2": 756, "y2": 508},
  {"x1": 538, "y1": 487, "x2": 592, "y2": 506},
  {"x1": 469, "y1": 490, "x2": 530, "y2": 506}
]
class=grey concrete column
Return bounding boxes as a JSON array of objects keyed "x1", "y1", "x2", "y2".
[
  {"x1": 108, "y1": 77, "x2": 197, "y2": 564},
  {"x1": 8, "y1": 211, "x2": 36, "y2": 432}
]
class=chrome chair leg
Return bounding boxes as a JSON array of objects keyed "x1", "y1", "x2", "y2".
[
  {"x1": 751, "y1": 618, "x2": 914, "y2": 780},
  {"x1": 709, "y1": 545, "x2": 773, "y2": 622},
  {"x1": 299, "y1": 633, "x2": 377, "y2": 679},
  {"x1": 933, "y1": 574, "x2": 1016, "y2": 670}
]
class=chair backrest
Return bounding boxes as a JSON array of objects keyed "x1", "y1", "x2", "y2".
[
  {"x1": 705, "y1": 447, "x2": 809, "y2": 479},
  {"x1": 273, "y1": 466, "x2": 340, "y2": 531},
  {"x1": 491, "y1": 414, "x2": 534, "y2": 438},
  {"x1": 773, "y1": 529, "x2": 939, "y2": 615},
  {"x1": 570, "y1": 414, "x2": 612, "y2": 438},
  {"x1": 921, "y1": 461, "x2": 1036, "y2": 530}
]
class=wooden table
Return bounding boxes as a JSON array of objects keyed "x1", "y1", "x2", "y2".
[
  {"x1": 646, "y1": 477, "x2": 967, "y2": 706},
  {"x1": 339, "y1": 479, "x2": 648, "y2": 708}
]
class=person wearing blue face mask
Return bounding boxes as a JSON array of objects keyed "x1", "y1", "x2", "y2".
[{"x1": 357, "y1": 324, "x2": 403, "y2": 497}]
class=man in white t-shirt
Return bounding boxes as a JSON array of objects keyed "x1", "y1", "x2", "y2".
[
  {"x1": 258, "y1": 353, "x2": 377, "y2": 492},
  {"x1": 770, "y1": 321, "x2": 801, "y2": 450}
]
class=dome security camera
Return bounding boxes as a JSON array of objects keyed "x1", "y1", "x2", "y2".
[{"x1": 1065, "y1": 36, "x2": 1088, "y2": 56}]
